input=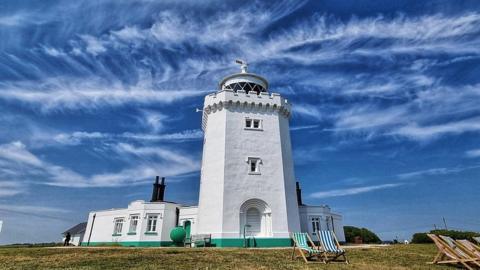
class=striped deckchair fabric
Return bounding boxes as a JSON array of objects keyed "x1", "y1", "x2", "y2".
[
  {"x1": 291, "y1": 232, "x2": 322, "y2": 263},
  {"x1": 474, "y1": 237, "x2": 480, "y2": 245},
  {"x1": 317, "y1": 230, "x2": 348, "y2": 264},
  {"x1": 456, "y1": 239, "x2": 480, "y2": 259},
  {"x1": 293, "y1": 233, "x2": 319, "y2": 255},
  {"x1": 319, "y1": 230, "x2": 344, "y2": 253}
]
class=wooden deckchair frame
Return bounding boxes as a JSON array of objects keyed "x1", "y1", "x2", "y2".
[
  {"x1": 316, "y1": 230, "x2": 348, "y2": 264},
  {"x1": 291, "y1": 233, "x2": 324, "y2": 263},
  {"x1": 456, "y1": 239, "x2": 480, "y2": 260},
  {"x1": 427, "y1": 234, "x2": 480, "y2": 270}
]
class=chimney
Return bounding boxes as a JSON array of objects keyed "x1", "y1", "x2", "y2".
[
  {"x1": 151, "y1": 176, "x2": 166, "y2": 202},
  {"x1": 158, "y1": 177, "x2": 166, "y2": 201},
  {"x1": 296, "y1": 181, "x2": 303, "y2": 206}
]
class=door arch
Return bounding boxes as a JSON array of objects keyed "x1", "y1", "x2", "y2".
[{"x1": 240, "y1": 198, "x2": 272, "y2": 237}]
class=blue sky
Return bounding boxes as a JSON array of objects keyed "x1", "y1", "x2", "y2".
[{"x1": 1, "y1": 0, "x2": 480, "y2": 244}]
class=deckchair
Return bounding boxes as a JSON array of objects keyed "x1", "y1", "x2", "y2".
[
  {"x1": 474, "y1": 237, "x2": 480, "y2": 245},
  {"x1": 291, "y1": 232, "x2": 323, "y2": 263},
  {"x1": 456, "y1": 239, "x2": 480, "y2": 259},
  {"x1": 440, "y1": 235, "x2": 480, "y2": 267},
  {"x1": 316, "y1": 230, "x2": 348, "y2": 264},
  {"x1": 427, "y1": 234, "x2": 479, "y2": 270}
]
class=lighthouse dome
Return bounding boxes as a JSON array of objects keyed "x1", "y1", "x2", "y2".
[{"x1": 219, "y1": 60, "x2": 268, "y2": 94}]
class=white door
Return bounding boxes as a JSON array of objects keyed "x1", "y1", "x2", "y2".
[{"x1": 246, "y1": 208, "x2": 261, "y2": 236}]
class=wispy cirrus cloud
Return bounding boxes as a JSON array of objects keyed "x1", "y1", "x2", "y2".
[
  {"x1": 53, "y1": 129, "x2": 203, "y2": 145},
  {"x1": 466, "y1": 149, "x2": 480, "y2": 158},
  {"x1": 310, "y1": 183, "x2": 403, "y2": 199},
  {"x1": 397, "y1": 164, "x2": 480, "y2": 179},
  {"x1": 0, "y1": 141, "x2": 200, "y2": 188},
  {"x1": 0, "y1": 181, "x2": 25, "y2": 197},
  {"x1": 0, "y1": 76, "x2": 205, "y2": 111}
]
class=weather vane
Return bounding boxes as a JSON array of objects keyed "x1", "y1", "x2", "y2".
[{"x1": 235, "y1": 59, "x2": 248, "y2": 73}]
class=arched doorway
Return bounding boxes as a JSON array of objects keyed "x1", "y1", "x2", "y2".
[
  {"x1": 240, "y1": 198, "x2": 272, "y2": 237},
  {"x1": 246, "y1": 208, "x2": 261, "y2": 235}
]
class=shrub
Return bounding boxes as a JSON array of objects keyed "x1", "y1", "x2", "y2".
[{"x1": 344, "y1": 226, "x2": 381, "y2": 244}]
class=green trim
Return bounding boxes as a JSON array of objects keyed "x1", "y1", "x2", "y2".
[
  {"x1": 81, "y1": 241, "x2": 175, "y2": 247},
  {"x1": 80, "y1": 238, "x2": 292, "y2": 248},
  {"x1": 144, "y1": 232, "x2": 158, "y2": 235},
  {"x1": 211, "y1": 238, "x2": 292, "y2": 247},
  {"x1": 127, "y1": 232, "x2": 136, "y2": 235},
  {"x1": 111, "y1": 234, "x2": 121, "y2": 236}
]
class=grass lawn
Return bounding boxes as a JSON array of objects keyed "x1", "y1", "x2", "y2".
[{"x1": 0, "y1": 244, "x2": 454, "y2": 270}]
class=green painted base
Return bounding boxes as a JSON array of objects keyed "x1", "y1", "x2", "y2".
[
  {"x1": 80, "y1": 238, "x2": 292, "y2": 248},
  {"x1": 211, "y1": 238, "x2": 292, "y2": 247},
  {"x1": 81, "y1": 241, "x2": 176, "y2": 247}
]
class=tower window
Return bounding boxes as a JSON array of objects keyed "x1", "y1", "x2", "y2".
[
  {"x1": 245, "y1": 118, "x2": 262, "y2": 130},
  {"x1": 247, "y1": 157, "x2": 261, "y2": 174},
  {"x1": 246, "y1": 119, "x2": 252, "y2": 128}
]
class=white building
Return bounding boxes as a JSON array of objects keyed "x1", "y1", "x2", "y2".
[{"x1": 82, "y1": 62, "x2": 344, "y2": 247}]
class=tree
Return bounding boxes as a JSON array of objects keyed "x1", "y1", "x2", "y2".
[{"x1": 343, "y1": 226, "x2": 381, "y2": 244}]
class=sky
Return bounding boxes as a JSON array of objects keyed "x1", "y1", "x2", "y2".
[{"x1": 0, "y1": 0, "x2": 480, "y2": 244}]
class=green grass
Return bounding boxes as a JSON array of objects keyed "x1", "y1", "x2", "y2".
[{"x1": 0, "y1": 244, "x2": 454, "y2": 269}]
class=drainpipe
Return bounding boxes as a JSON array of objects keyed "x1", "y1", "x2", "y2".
[{"x1": 87, "y1": 213, "x2": 96, "y2": 246}]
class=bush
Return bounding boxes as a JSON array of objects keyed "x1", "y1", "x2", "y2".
[
  {"x1": 411, "y1": 229, "x2": 480, "y2": 243},
  {"x1": 344, "y1": 226, "x2": 381, "y2": 244},
  {"x1": 411, "y1": 233, "x2": 432, "y2": 243}
]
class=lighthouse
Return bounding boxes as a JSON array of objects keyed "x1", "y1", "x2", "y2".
[
  {"x1": 196, "y1": 60, "x2": 301, "y2": 246},
  {"x1": 81, "y1": 61, "x2": 344, "y2": 248}
]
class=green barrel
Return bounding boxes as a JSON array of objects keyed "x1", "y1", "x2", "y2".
[{"x1": 170, "y1": 226, "x2": 186, "y2": 243}]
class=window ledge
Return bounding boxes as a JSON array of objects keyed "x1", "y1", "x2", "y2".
[
  {"x1": 112, "y1": 234, "x2": 122, "y2": 237},
  {"x1": 244, "y1": 128, "x2": 263, "y2": 131},
  {"x1": 144, "y1": 232, "x2": 158, "y2": 235},
  {"x1": 127, "y1": 232, "x2": 137, "y2": 235},
  {"x1": 248, "y1": 172, "x2": 261, "y2": 175}
]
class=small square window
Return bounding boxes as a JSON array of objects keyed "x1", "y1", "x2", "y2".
[
  {"x1": 245, "y1": 119, "x2": 252, "y2": 128},
  {"x1": 247, "y1": 157, "x2": 261, "y2": 174},
  {"x1": 245, "y1": 118, "x2": 262, "y2": 130}
]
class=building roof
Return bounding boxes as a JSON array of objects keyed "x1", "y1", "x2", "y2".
[{"x1": 62, "y1": 222, "x2": 87, "y2": 235}]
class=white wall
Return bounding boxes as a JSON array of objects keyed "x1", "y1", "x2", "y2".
[
  {"x1": 197, "y1": 89, "x2": 300, "y2": 239},
  {"x1": 83, "y1": 201, "x2": 181, "y2": 245},
  {"x1": 179, "y1": 206, "x2": 198, "y2": 236},
  {"x1": 299, "y1": 205, "x2": 345, "y2": 242}
]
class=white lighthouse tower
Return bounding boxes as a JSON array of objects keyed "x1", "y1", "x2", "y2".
[{"x1": 196, "y1": 60, "x2": 301, "y2": 247}]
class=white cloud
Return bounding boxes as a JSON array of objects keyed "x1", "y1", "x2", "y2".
[
  {"x1": 392, "y1": 117, "x2": 480, "y2": 141},
  {"x1": 397, "y1": 165, "x2": 480, "y2": 179},
  {"x1": 293, "y1": 104, "x2": 322, "y2": 120},
  {"x1": 0, "y1": 141, "x2": 200, "y2": 188},
  {"x1": 0, "y1": 181, "x2": 25, "y2": 197},
  {"x1": 0, "y1": 76, "x2": 205, "y2": 111},
  {"x1": 52, "y1": 129, "x2": 203, "y2": 145},
  {"x1": 466, "y1": 149, "x2": 480, "y2": 158},
  {"x1": 80, "y1": 35, "x2": 107, "y2": 56},
  {"x1": 310, "y1": 183, "x2": 403, "y2": 199},
  {"x1": 0, "y1": 204, "x2": 70, "y2": 214}
]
